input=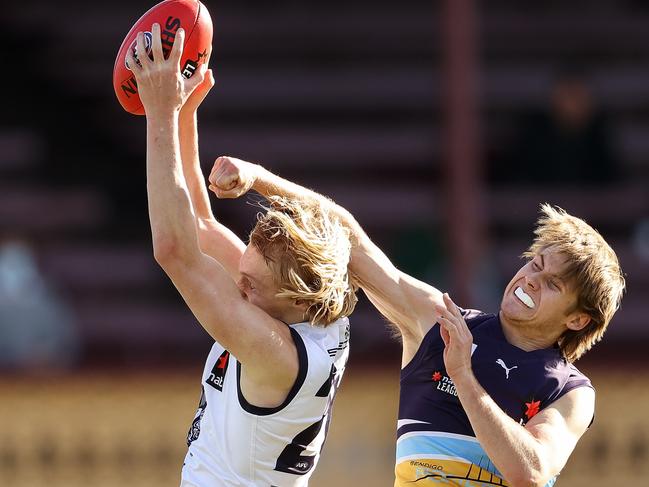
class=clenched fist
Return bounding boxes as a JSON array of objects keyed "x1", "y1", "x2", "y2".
[{"x1": 208, "y1": 156, "x2": 258, "y2": 198}]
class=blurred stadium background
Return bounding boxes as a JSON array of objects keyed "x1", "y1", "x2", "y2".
[{"x1": 1, "y1": 0, "x2": 648, "y2": 485}]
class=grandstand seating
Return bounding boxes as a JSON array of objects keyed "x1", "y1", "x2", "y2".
[{"x1": 1, "y1": 0, "x2": 647, "y2": 363}]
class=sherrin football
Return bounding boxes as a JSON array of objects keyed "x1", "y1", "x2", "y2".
[{"x1": 113, "y1": 0, "x2": 213, "y2": 115}]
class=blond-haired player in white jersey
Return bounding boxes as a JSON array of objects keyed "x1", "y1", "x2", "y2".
[{"x1": 126, "y1": 27, "x2": 357, "y2": 486}]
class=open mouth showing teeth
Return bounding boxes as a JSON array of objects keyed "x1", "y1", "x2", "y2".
[{"x1": 514, "y1": 287, "x2": 535, "y2": 309}]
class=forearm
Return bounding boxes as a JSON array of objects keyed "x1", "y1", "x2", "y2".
[
  {"x1": 453, "y1": 372, "x2": 551, "y2": 486},
  {"x1": 147, "y1": 113, "x2": 201, "y2": 261},
  {"x1": 179, "y1": 110, "x2": 214, "y2": 222},
  {"x1": 179, "y1": 112, "x2": 245, "y2": 275},
  {"x1": 252, "y1": 166, "x2": 379, "y2": 284},
  {"x1": 251, "y1": 163, "x2": 438, "y2": 333},
  {"x1": 252, "y1": 166, "x2": 361, "y2": 243}
]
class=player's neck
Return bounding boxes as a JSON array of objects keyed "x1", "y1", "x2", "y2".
[
  {"x1": 499, "y1": 312, "x2": 560, "y2": 352},
  {"x1": 279, "y1": 308, "x2": 310, "y2": 326}
]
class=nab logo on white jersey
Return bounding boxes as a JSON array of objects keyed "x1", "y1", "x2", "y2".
[{"x1": 206, "y1": 350, "x2": 230, "y2": 391}]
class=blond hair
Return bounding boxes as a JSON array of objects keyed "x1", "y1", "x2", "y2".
[
  {"x1": 523, "y1": 204, "x2": 625, "y2": 362},
  {"x1": 249, "y1": 196, "x2": 357, "y2": 326}
]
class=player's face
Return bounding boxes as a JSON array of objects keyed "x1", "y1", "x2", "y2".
[
  {"x1": 500, "y1": 248, "x2": 584, "y2": 335},
  {"x1": 237, "y1": 244, "x2": 304, "y2": 322}
]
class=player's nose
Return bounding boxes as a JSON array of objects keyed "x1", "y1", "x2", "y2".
[{"x1": 524, "y1": 274, "x2": 538, "y2": 291}]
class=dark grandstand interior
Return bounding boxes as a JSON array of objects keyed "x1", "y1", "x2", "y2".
[{"x1": 3, "y1": 0, "x2": 646, "y2": 369}]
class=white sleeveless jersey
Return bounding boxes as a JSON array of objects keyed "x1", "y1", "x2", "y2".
[{"x1": 180, "y1": 317, "x2": 350, "y2": 487}]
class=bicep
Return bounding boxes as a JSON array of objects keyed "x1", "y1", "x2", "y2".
[
  {"x1": 526, "y1": 387, "x2": 595, "y2": 477},
  {"x1": 196, "y1": 218, "x2": 246, "y2": 281},
  {"x1": 161, "y1": 251, "x2": 295, "y2": 374},
  {"x1": 351, "y1": 235, "x2": 444, "y2": 339}
]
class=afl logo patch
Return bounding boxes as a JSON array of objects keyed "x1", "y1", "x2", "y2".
[{"x1": 125, "y1": 31, "x2": 153, "y2": 70}]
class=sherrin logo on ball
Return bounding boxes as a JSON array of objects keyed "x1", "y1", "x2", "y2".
[{"x1": 113, "y1": 0, "x2": 213, "y2": 115}]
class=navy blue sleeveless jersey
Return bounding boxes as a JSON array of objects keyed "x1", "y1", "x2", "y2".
[{"x1": 395, "y1": 309, "x2": 592, "y2": 486}]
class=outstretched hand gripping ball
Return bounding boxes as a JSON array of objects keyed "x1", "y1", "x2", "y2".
[{"x1": 113, "y1": 0, "x2": 213, "y2": 115}]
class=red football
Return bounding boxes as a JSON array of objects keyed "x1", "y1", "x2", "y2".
[{"x1": 113, "y1": 0, "x2": 213, "y2": 115}]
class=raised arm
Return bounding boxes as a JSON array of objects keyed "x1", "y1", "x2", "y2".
[
  {"x1": 177, "y1": 67, "x2": 244, "y2": 281},
  {"x1": 127, "y1": 26, "x2": 298, "y2": 391},
  {"x1": 208, "y1": 156, "x2": 445, "y2": 363}
]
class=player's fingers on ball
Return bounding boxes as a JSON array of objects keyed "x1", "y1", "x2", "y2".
[
  {"x1": 191, "y1": 61, "x2": 207, "y2": 83},
  {"x1": 199, "y1": 70, "x2": 215, "y2": 94},
  {"x1": 188, "y1": 66, "x2": 207, "y2": 92},
  {"x1": 151, "y1": 23, "x2": 164, "y2": 62},
  {"x1": 196, "y1": 70, "x2": 214, "y2": 94},
  {"x1": 136, "y1": 32, "x2": 150, "y2": 67},
  {"x1": 171, "y1": 28, "x2": 185, "y2": 64},
  {"x1": 186, "y1": 76, "x2": 203, "y2": 96},
  {"x1": 126, "y1": 48, "x2": 140, "y2": 74}
]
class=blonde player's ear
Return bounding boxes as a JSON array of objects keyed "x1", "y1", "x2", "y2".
[
  {"x1": 293, "y1": 299, "x2": 310, "y2": 312},
  {"x1": 566, "y1": 313, "x2": 591, "y2": 331}
]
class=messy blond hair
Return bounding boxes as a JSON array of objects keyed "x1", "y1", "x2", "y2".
[
  {"x1": 523, "y1": 204, "x2": 625, "y2": 362},
  {"x1": 249, "y1": 196, "x2": 357, "y2": 326}
]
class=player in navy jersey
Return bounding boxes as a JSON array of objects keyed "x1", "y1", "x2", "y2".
[
  {"x1": 127, "y1": 29, "x2": 358, "y2": 486},
  {"x1": 208, "y1": 156, "x2": 626, "y2": 486}
]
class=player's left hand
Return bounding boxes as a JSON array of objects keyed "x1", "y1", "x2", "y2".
[
  {"x1": 208, "y1": 156, "x2": 258, "y2": 199},
  {"x1": 435, "y1": 293, "x2": 474, "y2": 381},
  {"x1": 181, "y1": 49, "x2": 214, "y2": 116},
  {"x1": 126, "y1": 23, "x2": 207, "y2": 117}
]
